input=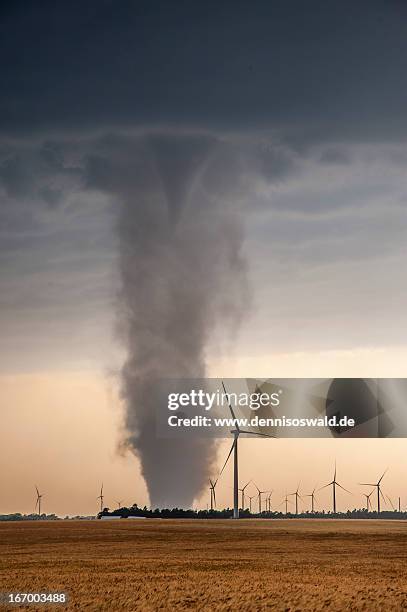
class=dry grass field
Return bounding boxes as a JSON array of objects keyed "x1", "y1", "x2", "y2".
[{"x1": 1, "y1": 519, "x2": 407, "y2": 611}]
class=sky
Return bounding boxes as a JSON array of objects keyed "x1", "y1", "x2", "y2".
[{"x1": 1, "y1": 0, "x2": 407, "y2": 515}]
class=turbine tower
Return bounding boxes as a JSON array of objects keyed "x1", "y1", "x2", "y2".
[
  {"x1": 360, "y1": 469, "x2": 387, "y2": 514},
  {"x1": 266, "y1": 491, "x2": 273, "y2": 513},
  {"x1": 248, "y1": 495, "x2": 255, "y2": 513},
  {"x1": 304, "y1": 486, "x2": 317, "y2": 513},
  {"x1": 289, "y1": 483, "x2": 302, "y2": 515},
  {"x1": 97, "y1": 483, "x2": 104, "y2": 513},
  {"x1": 238, "y1": 480, "x2": 251, "y2": 510},
  {"x1": 35, "y1": 486, "x2": 43, "y2": 517},
  {"x1": 220, "y1": 381, "x2": 274, "y2": 519},
  {"x1": 319, "y1": 463, "x2": 350, "y2": 514}
]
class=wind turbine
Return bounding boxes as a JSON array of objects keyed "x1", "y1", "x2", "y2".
[
  {"x1": 238, "y1": 480, "x2": 252, "y2": 510},
  {"x1": 209, "y1": 478, "x2": 218, "y2": 511},
  {"x1": 97, "y1": 483, "x2": 104, "y2": 513},
  {"x1": 254, "y1": 484, "x2": 269, "y2": 514},
  {"x1": 362, "y1": 490, "x2": 374, "y2": 511},
  {"x1": 248, "y1": 494, "x2": 255, "y2": 513},
  {"x1": 289, "y1": 483, "x2": 302, "y2": 515},
  {"x1": 279, "y1": 492, "x2": 292, "y2": 515},
  {"x1": 360, "y1": 469, "x2": 387, "y2": 514},
  {"x1": 35, "y1": 486, "x2": 43, "y2": 517},
  {"x1": 319, "y1": 463, "x2": 350, "y2": 514},
  {"x1": 219, "y1": 381, "x2": 274, "y2": 519},
  {"x1": 116, "y1": 500, "x2": 124, "y2": 509},
  {"x1": 304, "y1": 486, "x2": 317, "y2": 513}
]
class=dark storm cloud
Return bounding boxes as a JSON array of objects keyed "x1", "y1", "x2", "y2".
[{"x1": 1, "y1": 0, "x2": 407, "y2": 139}]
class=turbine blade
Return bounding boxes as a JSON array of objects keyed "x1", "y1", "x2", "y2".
[
  {"x1": 378, "y1": 469, "x2": 388, "y2": 484},
  {"x1": 317, "y1": 482, "x2": 333, "y2": 491},
  {"x1": 336, "y1": 482, "x2": 351, "y2": 494},
  {"x1": 219, "y1": 439, "x2": 236, "y2": 476},
  {"x1": 386, "y1": 494, "x2": 394, "y2": 510},
  {"x1": 222, "y1": 381, "x2": 239, "y2": 426},
  {"x1": 359, "y1": 483, "x2": 376, "y2": 486}
]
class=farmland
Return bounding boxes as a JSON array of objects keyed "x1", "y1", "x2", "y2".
[{"x1": 1, "y1": 519, "x2": 407, "y2": 610}]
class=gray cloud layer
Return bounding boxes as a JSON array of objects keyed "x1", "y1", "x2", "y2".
[{"x1": 2, "y1": 133, "x2": 407, "y2": 366}]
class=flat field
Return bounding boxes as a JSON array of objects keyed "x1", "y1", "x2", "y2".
[{"x1": 1, "y1": 519, "x2": 407, "y2": 611}]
